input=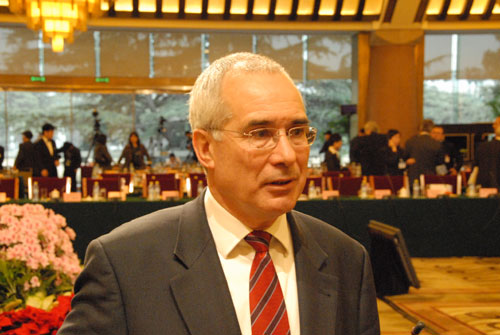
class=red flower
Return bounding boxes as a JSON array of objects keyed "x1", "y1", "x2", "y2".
[{"x1": 0, "y1": 295, "x2": 73, "y2": 335}]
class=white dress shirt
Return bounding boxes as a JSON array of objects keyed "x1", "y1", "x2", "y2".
[
  {"x1": 42, "y1": 136, "x2": 54, "y2": 156},
  {"x1": 204, "y1": 187, "x2": 300, "y2": 335}
]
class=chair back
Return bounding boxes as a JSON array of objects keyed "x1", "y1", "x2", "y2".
[
  {"x1": 101, "y1": 173, "x2": 132, "y2": 185},
  {"x1": 31, "y1": 177, "x2": 69, "y2": 197},
  {"x1": 373, "y1": 175, "x2": 405, "y2": 194},
  {"x1": 81, "y1": 165, "x2": 93, "y2": 179},
  {"x1": 82, "y1": 178, "x2": 121, "y2": 198},
  {"x1": 322, "y1": 172, "x2": 341, "y2": 191},
  {"x1": 143, "y1": 173, "x2": 179, "y2": 198},
  {"x1": 0, "y1": 178, "x2": 19, "y2": 200},
  {"x1": 338, "y1": 177, "x2": 363, "y2": 197},
  {"x1": 189, "y1": 173, "x2": 207, "y2": 198}
]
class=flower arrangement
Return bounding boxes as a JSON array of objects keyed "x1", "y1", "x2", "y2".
[{"x1": 0, "y1": 203, "x2": 81, "y2": 318}]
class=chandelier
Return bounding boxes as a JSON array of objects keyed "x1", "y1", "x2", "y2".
[{"x1": 9, "y1": 0, "x2": 101, "y2": 52}]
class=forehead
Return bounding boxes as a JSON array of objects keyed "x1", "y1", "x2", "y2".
[{"x1": 221, "y1": 71, "x2": 307, "y2": 127}]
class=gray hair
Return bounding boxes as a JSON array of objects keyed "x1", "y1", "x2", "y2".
[
  {"x1": 363, "y1": 121, "x2": 379, "y2": 134},
  {"x1": 188, "y1": 52, "x2": 293, "y2": 137},
  {"x1": 420, "y1": 119, "x2": 435, "y2": 133}
]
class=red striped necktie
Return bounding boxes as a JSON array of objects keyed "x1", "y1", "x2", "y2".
[{"x1": 245, "y1": 231, "x2": 291, "y2": 335}]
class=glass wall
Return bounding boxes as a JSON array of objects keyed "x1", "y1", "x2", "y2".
[
  {"x1": 0, "y1": 27, "x2": 354, "y2": 170},
  {"x1": 424, "y1": 33, "x2": 500, "y2": 124}
]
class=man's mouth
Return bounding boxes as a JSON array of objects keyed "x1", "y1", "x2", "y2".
[{"x1": 270, "y1": 179, "x2": 293, "y2": 185}]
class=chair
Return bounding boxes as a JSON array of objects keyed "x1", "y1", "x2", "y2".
[
  {"x1": 82, "y1": 177, "x2": 122, "y2": 198},
  {"x1": 0, "y1": 178, "x2": 19, "y2": 200},
  {"x1": 372, "y1": 175, "x2": 405, "y2": 195},
  {"x1": 338, "y1": 177, "x2": 363, "y2": 197},
  {"x1": 81, "y1": 165, "x2": 93, "y2": 179},
  {"x1": 302, "y1": 176, "x2": 322, "y2": 196},
  {"x1": 322, "y1": 172, "x2": 341, "y2": 191},
  {"x1": 142, "y1": 173, "x2": 179, "y2": 198},
  {"x1": 189, "y1": 173, "x2": 207, "y2": 198},
  {"x1": 101, "y1": 173, "x2": 132, "y2": 185},
  {"x1": 30, "y1": 177, "x2": 70, "y2": 198}
]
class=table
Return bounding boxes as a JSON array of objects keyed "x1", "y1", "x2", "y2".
[{"x1": 38, "y1": 197, "x2": 500, "y2": 260}]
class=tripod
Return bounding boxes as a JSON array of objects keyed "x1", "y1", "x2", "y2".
[{"x1": 84, "y1": 109, "x2": 102, "y2": 164}]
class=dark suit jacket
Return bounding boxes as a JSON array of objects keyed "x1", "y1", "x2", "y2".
[
  {"x1": 33, "y1": 138, "x2": 59, "y2": 177},
  {"x1": 325, "y1": 149, "x2": 341, "y2": 171},
  {"x1": 475, "y1": 139, "x2": 500, "y2": 189},
  {"x1": 58, "y1": 195, "x2": 380, "y2": 335},
  {"x1": 357, "y1": 133, "x2": 387, "y2": 176},
  {"x1": 14, "y1": 141, "x2": 36, "y2": 171},
  {"x1": 405, "y1": 133, "x2": 443, "y2": 183}
]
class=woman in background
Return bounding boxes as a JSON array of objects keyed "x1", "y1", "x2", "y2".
[
  {"x1": 118, "y1": 131, "x2": 151, "y2": 170},
  {"x1": 384, "y1": 129, "x2": 414, "y2": 175}
]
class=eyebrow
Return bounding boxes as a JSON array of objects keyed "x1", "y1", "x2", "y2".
[{"x1": 245, "y1": 118, "x2": 310, "y2": 128}]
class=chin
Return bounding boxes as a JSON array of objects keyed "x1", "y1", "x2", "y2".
[{"x1": 261, "y1": 195, "x2": 298, "y2": 215}]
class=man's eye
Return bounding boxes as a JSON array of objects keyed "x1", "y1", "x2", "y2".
[
  {"x1": 252, "y1": 129, "x2": 273, "y2": 138},
  {"x1": 289, "y1": 128, "x2": 305, "y2": 137}
]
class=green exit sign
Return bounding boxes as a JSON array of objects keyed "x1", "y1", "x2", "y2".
[
  {"x1": 30, "y1": 76, "x2": 46, "y2": 82},
  {"x1": 95, "y1": 77, "x2": 109, "y2": 83}
]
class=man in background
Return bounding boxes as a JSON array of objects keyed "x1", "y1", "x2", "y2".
[
  {"x1": 14, "y1": 130, "x2": 36, "y2": 173},
  {"x1": 406, "y1": 119, "x2": 444, "y2": 184},
  {"x1": 357, "y1": 121, "x2": 387, "y2": 176},
  {"x1": 58, "y1": 142, "x2": 82, "y2": 192},
  {"x1": 58, "y1": 53, "x2": 379, "y2": 335},
  {"x1": 34, "y1": 123, "x2": 59, "y2": 177},
  {"x1": 430, "y1": 125, "x2": 462, "y2": 175},
  {"x1": 475, "y1": 116, "x2": 500, "y2": 189}
]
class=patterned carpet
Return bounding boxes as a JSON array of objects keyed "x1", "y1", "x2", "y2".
[{"x1": 384, "y1": 257, "x2": 500, "y2": 335}]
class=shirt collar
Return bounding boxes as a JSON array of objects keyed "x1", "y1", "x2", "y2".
[{"x1": 204, "y1": 187, "x2": 291, "y2": 259}]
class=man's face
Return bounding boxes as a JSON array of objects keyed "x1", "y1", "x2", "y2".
[
  {"x1": 208, "y1": 71, "x2": 310, "y2": 229},
  {"x1": 493, "y1": 117, "x2": 500, "y2": 136},
  {"x1": 333, "y1": 140, "x2": 342, "y2": 151},
  {"x1": 431, "y1": 127, "x2": 444, "y2": 142},
  {"x1": 44, "y1": 130, "x2": 54, "y2": 140}
]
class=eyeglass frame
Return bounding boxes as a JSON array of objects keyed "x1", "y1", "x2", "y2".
[{"x1": 209, "y1": 125, "x2": 318, "y2": 150}]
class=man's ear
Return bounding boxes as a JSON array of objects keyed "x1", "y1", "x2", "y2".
[{"x1": 193, "y1": 129, "x2": 215, "y2": 169}]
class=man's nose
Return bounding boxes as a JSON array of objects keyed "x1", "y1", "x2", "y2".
[{"x1": 269, "y1": 132, "x2": 297, "y2": 166}]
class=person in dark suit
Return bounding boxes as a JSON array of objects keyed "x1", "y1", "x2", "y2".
[
  {"x1": 14, "y1": 130, "x2": 36, "y2": 172},
  {"x1": 430, "y1": 126, "x2": 462, "y2": 175},
  {"x1": 357, "y1": 121, "x2": 387, "y2": 176},
  {"x1": 93, "y1": 134, "x2": 113, "y2": 170},
  {"x1": 33, "y1": 123, "x2": 59, "y2": 177},
  {"x1": 57, "y1": 142, "x2": 82, "y2": 192},
  {"x1": 475, "y1": 116, "x2": 500, "y2": 189},
  {"x1": 58, "y1": 53, "x2": 380, "y2": 335},
  {"x1": 384, "y1": 129, "x2": 414, "y2": 176},
  {"x1": 325, "y1": 132, "x2": 343, "y2": 171},
  {"x1": 319, "y1": 130, "x2": 333, "y2": 154},
  {"x1": 405, "y1": 119, "x2": 444, "y2": 184}
]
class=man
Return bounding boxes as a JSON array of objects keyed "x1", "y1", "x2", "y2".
[
  {"x1": 430, "y1": 126, "x2": 462, "y2": 175},
  {"x1": 325, "y1": 132, "x2": 343, "y2": 171},
  {"x1": 57, "y1": 142, "x2": 82, "y2": 192},
  {"x1": 14, "y1": 130, "x2": 36, "y2": 172},
  {"x1": 475, "y1": 116, "x2": 500, "y2": 189},
  {"x1": 319, "y1": 130, "x2": 333, "y2": 154},
  {"x1": 33, "y1": 123, "x2": 59, "y2": 177},
  {"x1": 58, "y1": 53, "x2": 380, "y2": 335},
  {"x1": 405, "y1": 119, "x2": 444, "y2": 184},
  {"x1": 357, "y1": 121, "x2": 387, "y2": 176}
]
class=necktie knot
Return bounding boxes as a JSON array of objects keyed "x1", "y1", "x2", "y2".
[{"x1": 245, "y1": 230, "x2": 272, "y2": 253}]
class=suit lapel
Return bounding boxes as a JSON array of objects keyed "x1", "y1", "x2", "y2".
[
  {"x1": 288, "y1": 212, "x2": 339, "y2": 335},
  {"x1": 170, "y1": 195, "x2": 241, "y2": 335}
]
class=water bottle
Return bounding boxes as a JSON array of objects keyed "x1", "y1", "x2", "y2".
[
  {"x1": 197, "y1": 180, "x2": 204, "y2": 196},
  {"x1": 412, "y1": 179, "x2": 420, "y2": 198},
  {"x1": 92, "y1": 181, "x2": 100, "y2": 201},
  {"x1": 32, "y1": 181, "x2": 39, "y2": 201},
  {"x1": 148, "y1": 181, "x2": 154, "y2": 201},
  {"x1": 308, "y1": 180, "x2": 316, "y2": 199},
  {"x1": 154, "y1": 181, "x2": 161, "y2": 200}
]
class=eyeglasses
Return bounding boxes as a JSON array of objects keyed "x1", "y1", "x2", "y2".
[{"x1": 213, "y1": 125, "x2": 317, "y2": 149}]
